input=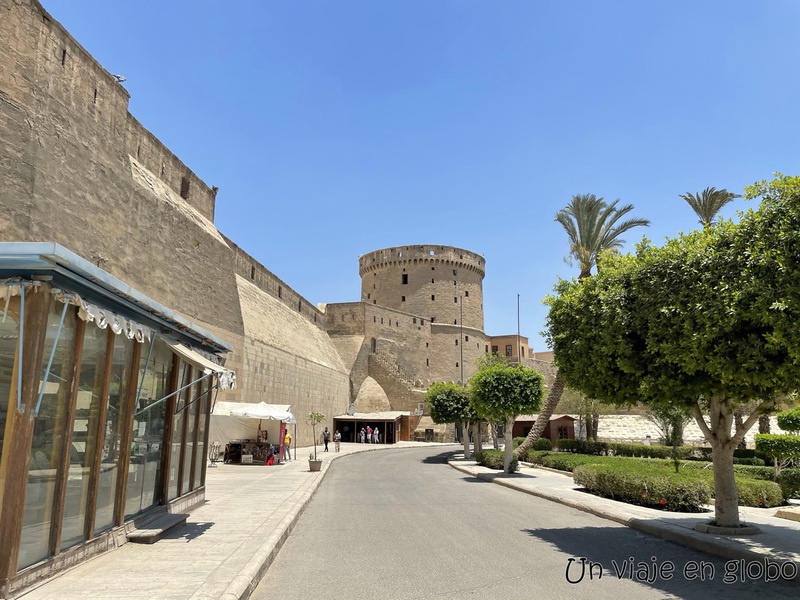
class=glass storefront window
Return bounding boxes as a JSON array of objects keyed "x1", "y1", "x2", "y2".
[
  {"x1": 93, "y1": 333, "x2": 133, "y2": 535},
  {"x1": 125, "y1": 339, "x2": 171, "y2": 520},
  {"x1": 60, "y1": 325, "x2": 108, "y2": 550},
  {"x1": 18, "y1": 301, "x2": 77, "y2": 570},
  {"x1": 167, "y1": 362, "x2": 189, "y2": 501},
  {"x1": 182, "y1": 372, "x2": 199, "y2": 493},
  {"x1": 194, "y1": 379, "x2": 210, "y2": 490},
  {"x1": 0, "y1": 298, "x2": 20, "y2": 471}
]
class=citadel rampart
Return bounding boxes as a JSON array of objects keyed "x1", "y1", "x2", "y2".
[{"x1": 0, "y1": 0, "x2": 350, "y2": 448}]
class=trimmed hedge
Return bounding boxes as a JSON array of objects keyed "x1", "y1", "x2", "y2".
[
  {"x1": 735, "y1": 478, "x2": 784, "y2": 508},
  {"x1": 476, "y1": 449, "x2": 518, "y2": 472},
  {"x1": 573, "y1": 463, "x2": 785, "y2": 511},
  {"x1": 573, "y1": 464, "x2": 712, "y2": 512},
  {"x1": 555, "y1": 439, "x2": 693, "y2": 459}
]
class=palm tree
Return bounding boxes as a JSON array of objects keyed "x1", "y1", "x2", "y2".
[
  {"x1": 679, "y1": 187, "x2": 739, "y2": 228},
  {"x1": 555, "y1": 194, "x2": 651, "y2": 279},
  {"x1": 514, "y1": 194, "x2": 649, "y2": 457}
]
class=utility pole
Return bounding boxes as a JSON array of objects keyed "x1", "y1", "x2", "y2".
[{"x1": 460, "y1": 292, "x2": 464, "y2": 383}]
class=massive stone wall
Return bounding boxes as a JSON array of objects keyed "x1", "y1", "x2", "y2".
[
  {"x1": 359, "y1": 245, "x2": 485, "y2": 331},
  {"x1": 0, "y1": 0, "x2": 242, "y2": 334},
  {"x1": 0, "y1": 0, "x2": 352, "y2": 447},
  {"x1": 236, "y1": 276, "x2": 349, "y2": 445}
]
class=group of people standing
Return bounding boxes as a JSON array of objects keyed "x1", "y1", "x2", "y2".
[{"x1": 359, "y1": 426, "x2": 380, "y2": 444}]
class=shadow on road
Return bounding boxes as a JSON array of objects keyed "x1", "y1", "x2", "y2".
[
  {"x1": 421, "y1": 450, "x2": 458, "y2": 464},
  {"x1": 522, "y1": 525, "x2": 799, "y2": 598}
]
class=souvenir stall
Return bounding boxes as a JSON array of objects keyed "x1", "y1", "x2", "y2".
[{"x1": 209, "y1": 402, "x2": 296, "y2": 465}]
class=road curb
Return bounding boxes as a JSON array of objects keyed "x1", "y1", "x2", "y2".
[
  {"x1": 217, "y1": 454, "x2": 338, "y2": 600},
  {"x1": 448, "y1": 461, "x2": 799, "y2": 577},
  {"x1": 220, "y1": 445, "x2": 397, "y2": 600}
]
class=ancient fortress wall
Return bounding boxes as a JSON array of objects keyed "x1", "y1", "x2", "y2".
[
  {"x1": 0, "y1": 0, "x2": 241, "y2": 333},
  {"x1": 224, "y1": 235, "x2": 325, "y2": 330},
  {"x1": 359, "y1": 245, "x2": 485, "y2": 330},
  {"x1": 325, "y1": 302, "x2": 432, "y2": 407},
  {"x1": 358, "y1": 245, "x2": 487, "y2": 388},
  {"x1": 0, "y1": 0, "x2": 350, "y2": 443}
]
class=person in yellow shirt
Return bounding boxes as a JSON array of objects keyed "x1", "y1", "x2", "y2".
[{"x1": 283, "y1": 430, "x2": 292, "y2": 462}]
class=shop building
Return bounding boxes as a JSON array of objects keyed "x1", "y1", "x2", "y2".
[{"x1": 0, "y1": 243, "x2": 234, "y2": 596}]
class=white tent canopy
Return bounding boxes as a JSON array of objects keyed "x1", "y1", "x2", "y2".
[
  {"x1": 230, "y1": 401, "x2": 296, "y2": 424},
  {"x1": 209, "y1": 401, "x2": 295, "y2": 448}
]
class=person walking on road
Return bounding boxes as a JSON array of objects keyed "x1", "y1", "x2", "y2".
[
  {"x1": 366, "y1": 426, "x2": 372, "y2": 443},
  {"x1": 374, "y1": 427, "x2": 380, "y2": 444},
  {"x1": 334, "y1": 430, "x2": 341, "y2": 452},
  {"x1": 360, "y1": 427, "x2": 366, "y2": 443},
  {"x1": 283, "y1": 430, "x2": 292, "y2": 462},
  {"x1": 323, "y1": 427, "x2": 330, "y2": 452}
]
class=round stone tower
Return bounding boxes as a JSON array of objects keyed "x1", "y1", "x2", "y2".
[{"x1": 359, "y1": 245, "x2": 486, "y2": 383}]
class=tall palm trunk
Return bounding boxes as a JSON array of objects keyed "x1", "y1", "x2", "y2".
[{"x1": 514, "y1": 372, "x2": 565, "y2": 458}]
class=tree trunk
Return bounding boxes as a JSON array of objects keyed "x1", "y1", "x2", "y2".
[
  {"x1": 490, "y1": 421, "x2": 499, "y2": 449},
  {"x1": 710, "y1": 440, "x2": 739, "y2": 527},
  {"x1": 462, "y1": 420, "x2": 471, "y2": 459},
  {"x1": 503, "y1": 416, "x2": 515, "y2": 474},
  {"x1": 471, "y1": 422, "x2": 482, "y2": 456},
  {"x1": 514, "y1": 371, "x2": 565, "y2": 458},
  {"x1": 590, "y1": 413, "x2": 599, "y2": 441},
  {"x1": 734, "y1": 409, "x2": 747, "y2": 450},
  {"x1": 692, "y1": 398, "x2": 741, "y2": 528},
  {"x1": 758, "y1": 415, "x2": 771, "y2": 434}
]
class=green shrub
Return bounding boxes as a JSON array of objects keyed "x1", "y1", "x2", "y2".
[
  {"x1": 609, "y1": 442, "x2": 692, "y2": 460},
  {"x1": 778, "y1": 468, "x2": 800, "y2": 498},
  {"x1": 475, "y1": 449, "x2": 518, "y2": 472},
  {"x1": 512, "y1": 437, "x2": 526, "y2": 448},
  {"x1": 534, "y1": 437, "x2": 553, "y2": 451},
  {"x1": 733, "y1": 448, "x2": 757, "y2": 459},
  {"x1": 557, "y1": 439, "x2": 578, "y2": 452},
  {"x1": 777, "y1": 407, "x2": 800, "y2": 433},
  {"x1": 732, "y1": 457, "x2": 766, "y2": 466},
  {"x1": 573, "y1": 464, "x2": 712, "y2": 512},
  {"x1": 523, "y1": 450, "x2": 551, "y2": 464},
  {"x1": 735, "y1": 477, "x2": 784, "y2": 508}
]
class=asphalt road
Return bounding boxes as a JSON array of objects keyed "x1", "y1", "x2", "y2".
[{"x1": 252, "y1": 446, "x2": 799, "y2": 600}]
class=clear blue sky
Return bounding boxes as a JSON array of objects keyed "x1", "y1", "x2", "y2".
[{"x1": 44, "y1": 1, "x2": 800, "y2": 351}]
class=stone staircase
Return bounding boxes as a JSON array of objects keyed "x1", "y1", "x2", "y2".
[{"x1": 372, "y1": 349, "x2": 424, "y2": 390}]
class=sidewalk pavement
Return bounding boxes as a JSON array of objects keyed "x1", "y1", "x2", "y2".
[
  {"x1": 17, "y1": 441, "x2": 431, "y2": 600},
  {"x1": 18, "y1": 444, "x2": 800, "y2": 599},
  {"x1": 449, "y1": 456, "x2": 800, "y2": 575}
]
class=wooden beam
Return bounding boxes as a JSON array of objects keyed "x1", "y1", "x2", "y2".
[
  {"x1": 176, "y1": 365, "x2": 191, "y2": 496},
  {"x1": 114, "y1": 339, "x2": 142, "y2": 527},
  {"x1": 49, "y1": 315, "x2": 85, "y2": 555},
  {"x1": 188, "y1": 376, "x2": 202, "y2": 491},
  {"x1": 159, "y1": 354, "x2": 181, "y2": 504},
  {"x1": 84, "y1": 328, "x2": 115, "y2": 539},
  {"x1": 0, "y1": 289, "x2": 51, "y2": 585},
  {"x1": 200, "y1": 380, "x2": 212, "y2": 488}
]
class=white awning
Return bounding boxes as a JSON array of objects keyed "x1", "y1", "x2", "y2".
[
  {"x1": 212, "y1": 401, "x2": 295, "y2": 424},
  {"x1": 165, "y1": 339, "x2": 236, "y2": 390}
]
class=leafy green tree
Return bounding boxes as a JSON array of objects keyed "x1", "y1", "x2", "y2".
[
  {"x1": 307, "y1": 412, "x2": 325, "y2": 461},
  {"x1": 545, "y1": 173, "x2": 800, "y2": 527},
  {"x1": 470, "y1": 363, "x2": 544, "y2": 473},
  {"x1": 426, "y1": 382, "x2": 477, "y2": 459},
  {"x1": 679, "y1": 187, "x2": 739, "y2": 228},
  {"x1": 756, "y1": 407, "x2": 800, "y2": 479},
  {"x1": 515, "y1": 194, "x2": 649, "y2": 458},
  {"x1": 644, "y1": 404, "x2": 692, "y2": 447}
]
